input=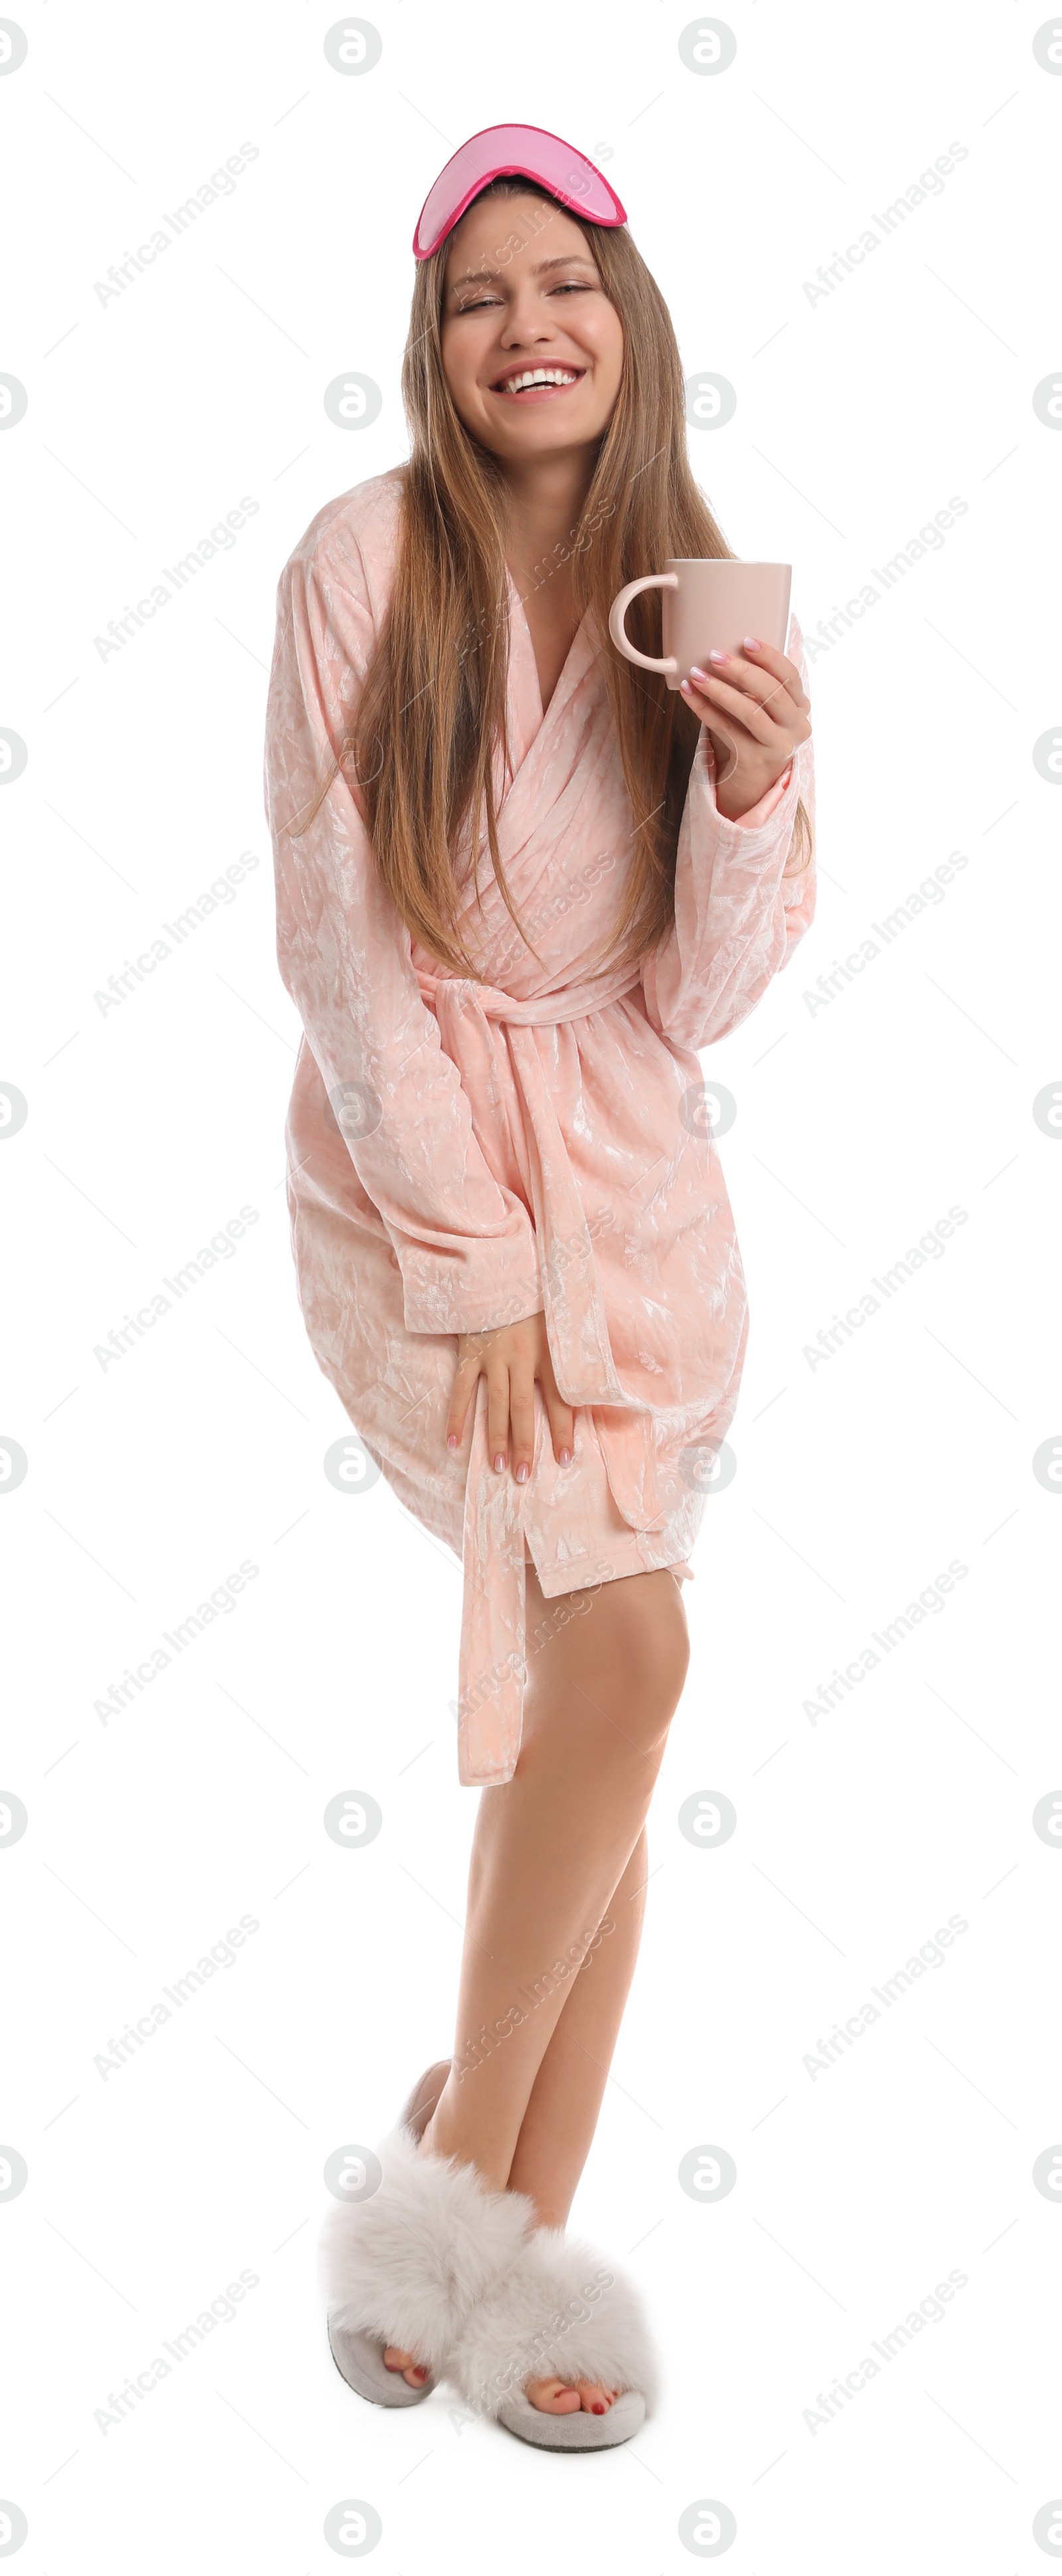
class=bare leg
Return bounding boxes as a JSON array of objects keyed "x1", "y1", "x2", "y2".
[
  {"x1": 382, "y1": 1847, "x2": 650, "y2": 2397},
  {"x1": 425, "y1": 1568, "x2": 687, "y2": 2174},
  {"x1": 386, "y1": 1564, "x2": 689, "y2": 2409},
  {"x1": 506, "y1": 1824, "x2": 650, "y2": 2227}
]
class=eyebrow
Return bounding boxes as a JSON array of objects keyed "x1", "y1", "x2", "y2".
[{"x1": 447, "y1": 252, "x2": 599, "y2": 292}]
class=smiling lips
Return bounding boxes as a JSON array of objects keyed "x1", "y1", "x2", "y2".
[{"x1": 489, "y1": 364, "x2": 585, "y2": 400}]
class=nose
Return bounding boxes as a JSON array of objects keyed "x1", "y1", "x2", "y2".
[{"x1": 497, "y1": 289, "x2": 558, "y2": 351}]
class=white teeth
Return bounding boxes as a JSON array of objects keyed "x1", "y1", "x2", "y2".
[{"x1": 496, "y1": 367, "x2": 579, "y2": 393}]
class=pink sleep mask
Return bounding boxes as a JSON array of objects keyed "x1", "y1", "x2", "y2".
[{"x1": 413, "y1": 122, "x2": 627, "y2": 260}]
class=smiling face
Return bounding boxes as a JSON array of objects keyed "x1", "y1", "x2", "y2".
[{"x1": 439, "y1": 190, "x2": 625, "y2": 467}]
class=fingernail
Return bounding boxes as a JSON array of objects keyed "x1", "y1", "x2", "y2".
[
  {"x1": 494, "y1": 1453, "x2": 505, "y2": 1473},
  {"x1": 707, "y1": 649, "x2": 729, "y2": 665},
  {"x1": 447, "y1": 1433, "x2": 458, "y2": 1450},
  {"x1": 515, "y1": 1461, "x2": 529, "y2": 1484},
  {"x1": 680, "y1": 677, "x2": 692, "y2": 692},
  {"x1": 559, "y1": 1445, "x2": 571, "y2": 1466},
  {"x1": 743, "y1": 634, "x2": 761, "y2": 651}
]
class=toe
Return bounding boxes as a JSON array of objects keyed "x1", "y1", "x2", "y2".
[
  {"x1": 573, "y1": 2380, "x2": 613, "y2": 2413},
  {"x1": 525, "y1": 2377, "x2": 581, "y2": 2413},
  {"x1": 383, "y1": 2346, "x2": 427, "y2": 2386}
]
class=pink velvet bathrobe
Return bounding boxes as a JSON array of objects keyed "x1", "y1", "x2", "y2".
[{"x1": 264, "y1": 471, "x2": 815, "y2": 1787}]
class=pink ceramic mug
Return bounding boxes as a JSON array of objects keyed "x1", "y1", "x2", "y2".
[{"x1": 609, "y1": 559, "x2": 792, "y2": 690}]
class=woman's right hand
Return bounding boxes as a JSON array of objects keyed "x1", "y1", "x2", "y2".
[{"x1": 445, "y1": 1310, "x2": 573, "y2": 1482}]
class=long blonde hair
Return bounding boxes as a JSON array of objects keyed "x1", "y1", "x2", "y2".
[{"x1": 303, "y1": 177, "x2": 812, "y2": 978}]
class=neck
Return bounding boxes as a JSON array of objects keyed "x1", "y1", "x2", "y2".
[{"x1": 499, "y1": 447, "x2": 599, "y2": 592}]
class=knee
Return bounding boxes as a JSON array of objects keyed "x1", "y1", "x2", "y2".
[
  {"x1": 640, "y1": 1632, "x2": 690, "y2": 1753},
  {"x1": 601, "y1": 1583, "x2": 690, "y2": 1755}
]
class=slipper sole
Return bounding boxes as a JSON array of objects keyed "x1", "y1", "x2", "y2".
[
  {"x1": 496, "y1": 2387, "x2": 645, "y2": 2449},
  {"x1": 327, "y1": 2312, "x2": 435, "y2": 2406}
]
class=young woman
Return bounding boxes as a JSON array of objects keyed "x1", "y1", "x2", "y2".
[{"x1": 265, "y1": 125, "x2": 814, "y2": 2451}]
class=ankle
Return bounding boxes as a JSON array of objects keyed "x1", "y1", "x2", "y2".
[
  {"x1": 419, "y1": 2101, "x2": 513, "y2": 2199},
  {"x1": 525, "y1": 2200, "x2": 569, "y2": 2233}
]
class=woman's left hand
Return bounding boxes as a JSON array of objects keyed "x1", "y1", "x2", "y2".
[{"x1": 680, "y1": 637, "x2": 812, "y2": 822}]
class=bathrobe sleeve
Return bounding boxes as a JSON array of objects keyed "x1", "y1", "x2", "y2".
[
  {"x1": 639, "y1": 615, "x2": 816, "y2": 1052},
  {"x1": 265, "y1": 515, "x2": 543, "y2": 1338}
]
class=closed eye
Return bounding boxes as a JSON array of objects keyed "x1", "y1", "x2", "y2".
[{"x1": 453, "y1": 280, "x2": 597, "y2": 314}]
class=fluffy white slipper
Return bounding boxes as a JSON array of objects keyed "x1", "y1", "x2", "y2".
[
  {"x1": 321, "y1": 2119, "x2": 534, "y2": 2391},
  {"x1": 497, "y1": 2385, "x2": 646, "y2": 2449},
  {"x1": 327, "y1": 2312, "x2": 436, "y2": 2407},
  {"x1": 325, "y1": 2059, "x2": 451, "y2": 2407},
  {"x1": 322, "y1": 2077, "x2": 658, "y2": 2447},
  {"x1": 447, "y1": 2217, "x2": 659, "y2": 2437}
]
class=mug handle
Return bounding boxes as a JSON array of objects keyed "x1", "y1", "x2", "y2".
[{"x1": 608, "y1": 572, "x2": 679, "y2": 675}]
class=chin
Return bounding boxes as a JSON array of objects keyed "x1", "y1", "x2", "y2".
[{"x1": 503, "y1": 408, "x2": 599, "y2": 442}]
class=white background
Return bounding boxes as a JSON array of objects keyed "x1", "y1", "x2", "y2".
[{"x1": 2, "y1": 3, "x2": 1060, "y2": 2569}]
